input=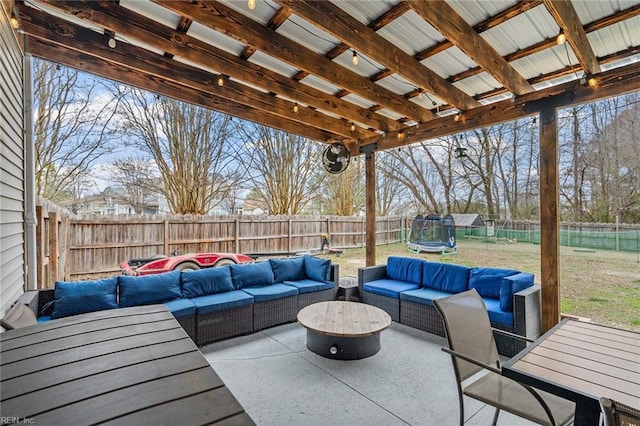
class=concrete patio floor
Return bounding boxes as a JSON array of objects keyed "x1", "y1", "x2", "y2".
[{"x1": 201, "y1": 321, "x2": 537, "y2": 426}]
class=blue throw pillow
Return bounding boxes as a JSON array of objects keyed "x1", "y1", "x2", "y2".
[
  {"x1": 304, "y1": 254, "x2": 331, "y2": 282},
  {"x1": 119, "y1": 271, "x2": 182, "y2": 308},
  {"x1": 500, "y1": 272, "x2": 535, "y2": 311},
  {"x1": 270, "y1": 257, "x2": 305, "y2": 283},
  {"x1": 181, "y1": 266, "x2": 234, "y2": 298},
  {"x1": 386, "y1": 256, "x2": 423, "y2": 284},
  {"x1": 423, "y1": 262, "x2": 470, "y2": 293},
  {"x1": 51, "y1": 277, "x2": 118, "y2": 319},
  {"x1": 230, "y1": 261, "x2": 274, "y2": 289},
  {"x1": 468, "y1": 267, "x2": 519, "y2": 299}
]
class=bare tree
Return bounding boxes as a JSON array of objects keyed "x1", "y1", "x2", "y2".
[
  {"x1": 376, "y1": 152, "x2": 409, "y2": 215},
  {"x1": 117, "y1": 89, "x2": 242, "y2": 214},
  {"x1": 321, "y1": 157, "x2": 364, "y2": 216},
  {"x1": 109, "y1": 157, "x2": 159, "y2": 214},
  {"x1": 34, "y1": 60, "x2": 121, "y2": 203},
  {"x1": 240, "y1": 126, "x2": 322, "y2": 215}
]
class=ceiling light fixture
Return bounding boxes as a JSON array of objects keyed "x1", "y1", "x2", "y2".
[
  {"x1": 217, "y1": 75, "x2": 225, "y2": 87},
  {"x1": 351, "y1": 50, "x2": 359, "y2": 66},
  {"x1": 247, "y1": 0, "x2": 256, "y2": 10},
  {"x1": 293, "y1": 102, "x2": 299, "y2": 113},
  {"x1": 10, "y1": 7, "x2": 19, "y2": 29},
  {"x1": 108, "y1": 36, "x2": 116, "y2": 49},
  {"x1": 556, "y1": 31, "x2": 566, "y2": 45}
]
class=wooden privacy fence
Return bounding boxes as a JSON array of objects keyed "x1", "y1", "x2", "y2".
[{"x1": 36, "y1": 213, "x2": 408, "y2": 285}]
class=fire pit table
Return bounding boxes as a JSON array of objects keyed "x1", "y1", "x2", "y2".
[{"x1": 297, "y1": 301, "x2": 391, "y2": 360}]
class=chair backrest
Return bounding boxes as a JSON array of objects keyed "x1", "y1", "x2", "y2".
[
  {"x1": 1, "y1": 303, "x2": 37, "y2": 330},
  {"x1": 434, "y1": 289, "x2": 499, "y2": 382},
  {"x1": 600, "y1": 397, "x2": 640, "y2": 426}
]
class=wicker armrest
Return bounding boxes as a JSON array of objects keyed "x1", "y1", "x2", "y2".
[
  {"x1": 513, "y1": 284, "x2": 541, "y2": 340},
  {"x1": 357, "y1": 265, "x2": 387, "y2": 293}
]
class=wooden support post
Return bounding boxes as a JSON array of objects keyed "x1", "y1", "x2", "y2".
[
  {"x1": 365, "y1": 151, "x2": 376, "y2": 266},
  {"x1": 539, "y1": 106, "x2": 561, "y2": 332}
]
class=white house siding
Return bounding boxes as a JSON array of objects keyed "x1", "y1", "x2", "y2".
[{"x1": 0, "y1": 9, "x2": 25, "y2": 320}]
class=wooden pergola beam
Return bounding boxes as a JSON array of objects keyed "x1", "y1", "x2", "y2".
[
  {"x1": 543, "y1": 0, "x2": 601, "y2": 75},
  {"x1": 277, "y1": 0, "x2": 480, "y2": 111},
  {"x1": 355, "y1": 60, "x2": 640, "y2": 155},
  {"x1": 154, "y1": 0, "x2": 433, "y2": 123},
  {"x1": 407, "y1": 0, "x2": 534, "y2": 96},
  {"x1": 38, "y1": 0, "x2": 398, "y2": 134},
  {"x1": 25, "y1": 38, "x2": 337, "y2": 144},
  {"x1": 19, "y1": 7, "x2": 367, "y2": 140}
]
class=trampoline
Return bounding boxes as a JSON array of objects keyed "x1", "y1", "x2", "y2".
[{"x1": 408, "y1": 213, "x2": 457, "y2": 254}]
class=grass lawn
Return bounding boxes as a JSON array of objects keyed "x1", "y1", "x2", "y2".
[{"x1": 320, "y1": 239, "x2": 640, "y2": 332}]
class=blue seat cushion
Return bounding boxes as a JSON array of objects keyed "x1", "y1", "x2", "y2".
[
  {"x1": 386, "y1": 256, "x2": 423, "y2": 284},
  {"x1": 119, "y1": 271, "x2": 182, "y2": 308},
  {"x1": 37, "y1": 316, "x2": 51, "y2": 323},
  {"x1": 500, "y1": 272, "x2": 535, "y2": 312},
  {"x1": 283, "y1": 279, "x2": 334, "y2": 294},
  {"x1": 164, "y1": 298, "x2": 196, "y2": 318},
  {"x1": 304, "y1": 254, "x2": 331, "y2": 282},
  {"x1": 191, "y1": 290, "x2": 254, "y2": 315},
  {"x1": 270, "y1": 257, "x2": 306, "y2": 282},
  {"x1": 399, "y1": 288, "x2": 455, "y2": 306},
  {"x1": 363, "y1": 279, "x2": 420, "y2": 299},
  {"x1": 422, "y1": 262, "x2": 470, "y2": 293},
  {"x1": 241, "y1": 283, "x2": 298, "y2": 302},
  {"x1": 482, "y1": 297, "x2": 514, "y2": 326},
  {"x1": 181, "y1": 265, "x2": 234, "y2": 298},
  {"x1": 230, "y1": 261, "x2": 274, "y2": 289},
  {"x1": 51, "y1": 277, "x2": 118, "y2": 319},
  {"x1": 468, "y1": 267, "x2": 519, "y2": 299}
]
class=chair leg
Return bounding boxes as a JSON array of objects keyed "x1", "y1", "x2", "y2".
[
  {"x1": 492, "y1": 408, "x2": 500, "y2": 425},
  {"x1": 458, "y1": 392, "x2": 465, "y2": 426}
]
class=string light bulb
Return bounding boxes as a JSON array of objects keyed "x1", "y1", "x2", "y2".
[
  {"x1": 588, "y1": 77, "x2": 597, "y2": 87},
  {"x1": 247, "y1": 0, "x2": 256, "y2": 10},
  {"x1": 350, "y1": 122, "x2": 356, "y2": 132},
  {"x1": 108, "y1": 36, "x2": 116, "y2": 48},
  {"x1": 454, "y1": 111, "x2": 462, "y2": 122},
  {"x1": 556, "y1": 31, "x2": 566, "y2": 45},
  {"x1": 10, "y1": 8, "x2": 19, "y2": 29},
  {"x1": 351, "y1": 50, "x2": 359, "y2": 66},
  {"x1": 293, "y1": 102, "x2": 299, "y2": 113},
  {"x1": 217, "y1": 75, "x2": 224, "y2": 87}
]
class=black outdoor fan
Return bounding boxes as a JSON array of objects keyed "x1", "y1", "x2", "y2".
[{"x1": 322, "y1": 142, "x2": 351, "y2": 174}]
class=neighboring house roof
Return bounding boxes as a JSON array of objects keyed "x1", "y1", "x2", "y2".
[{"x1": 449, "y1": 213, "x2": 486, "y2": 228}]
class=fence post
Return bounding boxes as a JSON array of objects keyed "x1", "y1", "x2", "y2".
[
  {"x1": 164, "y1": 219, "x2": 170, "y2": 254},
  {"x1": 361, "y1": 216, "x2": 365, "y2": 248},
  {"x1": 288, "y1": 218, "x2": 292, "y2": 254},
  {"x1": 235, "y1": 218, "x2": 240, "y2": 253},
  {"x1": 49, "y1": 211, "x2": 59, "y2": 286},
  {"x1": 615, "y1": 215, "x2": 620, "y2": 252},
  {"x1": 386, "y1": 216, "x2": 390, "y2": 245}
]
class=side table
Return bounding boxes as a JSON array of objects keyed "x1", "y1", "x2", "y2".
[{"x1": 335, "y1": 277, "x2": 360, "y2": 302}]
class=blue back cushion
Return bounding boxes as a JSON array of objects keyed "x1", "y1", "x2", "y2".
[
  {"x1": 304, "y1": 254, "x2": 331, "y2": 282},
  {"x1": 386, "y1": 256, "x2": 423, "y2": 284},
  {"x1": 51, "y1": 277, "x2": 118, "y2": 319},
  {"x1": 468, "y1": 267, "x2": 519, "y2": 299},
  {"x1": 270, "y1": 257, "x2": 306, "y2": 282},
  {"x1": 500, "y1": 272, "x2": 535, "y2": 311},
  {"x1": 230, "y1": 261, "x2": 274, "y2": 289},
  {"x1": 181, "y1": 266, "x2": 234, "y2": 298},
  {"x1": 119, "y1": 271, "x2": 182, "y2": 308},
  {"x1": 422, "y1": 262, "x2": 470, "y2": 293}
]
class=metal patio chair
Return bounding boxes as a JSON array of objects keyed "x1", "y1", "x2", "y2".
[
  {"x1": 433, "y1": 289, "x2": 575, "y2": 426},
  {"x1": 600, "y1": 397, "x2": 640, "y2": 426}
]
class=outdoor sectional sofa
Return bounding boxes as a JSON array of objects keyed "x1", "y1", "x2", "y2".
[
  {"x1": 358, "y1": 256, "x2": 541, "y2": 356},
  {"x1": 22, "y1": 254, "x2": 338, "y2": 347}
]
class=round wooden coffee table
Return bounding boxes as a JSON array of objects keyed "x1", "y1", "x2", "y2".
[{"x1": 297, "y1": 301, "x2": 391, "y2": 360}]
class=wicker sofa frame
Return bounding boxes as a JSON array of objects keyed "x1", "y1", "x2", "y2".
[
  {"x1": 358, "y1": 264, "x2": 541, "y2": 357},
  {"x1": 20, "y1": 264, "x2": 339, "y2": 347}
]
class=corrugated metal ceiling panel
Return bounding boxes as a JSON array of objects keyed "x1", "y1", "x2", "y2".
[
  {"x1": 247, "y1": 51, "x2": 300, "y2": 78},
  {"x1": 376, "y1": 11, "x2": 444, "y2": 56},
  {"x1": 187, "y1": 22, "x2": 247, "y2": 56}
]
